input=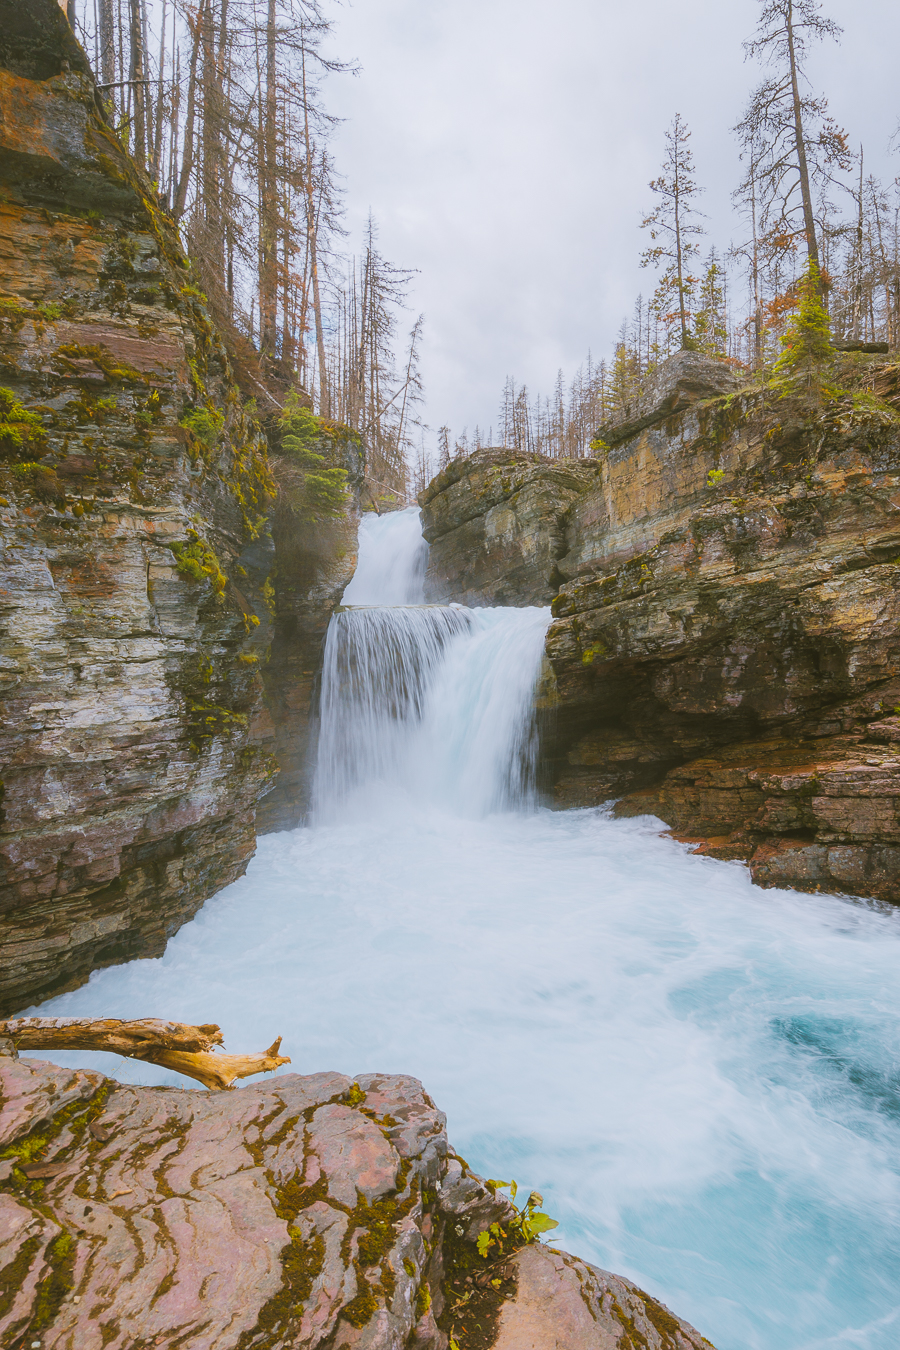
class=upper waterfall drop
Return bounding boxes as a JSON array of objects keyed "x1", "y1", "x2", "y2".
[
  {"x1": 341, "y1": 505, "x2": 428, "y2": 606},
  {"x1": 314, "y1": 507, "x2": 552, "y2": 820}
]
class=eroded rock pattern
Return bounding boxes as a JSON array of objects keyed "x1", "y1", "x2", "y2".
[
  {"x1": 0, "y1": 0, "x2": 279, "y2": 1015},
  {"x1": 421, "y1": 351, "x2": 900, "y2": 903},
  {"x1": 0, "y1": 1051, "x2": 712, "y2": 1350},
  {"x1": 0, "y1": 0, "x2": 361, "y2": 1011}
]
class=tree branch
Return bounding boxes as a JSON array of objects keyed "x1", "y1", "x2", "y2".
[{"x1": 0, "y1": 1018, "x2": 291, "y2": 1091}]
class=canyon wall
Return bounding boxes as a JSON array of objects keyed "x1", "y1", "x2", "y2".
[
  {"x1": 421, "y1": 351, "x2": 900, "y2": 903},
  {"x1": 0, "y1": 0, "x2": 353, "y2": 1014}
]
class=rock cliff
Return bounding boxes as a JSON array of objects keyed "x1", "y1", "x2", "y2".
[
  {"x1": 0, "y1": 1045, "x2": 712, "y2": 1350},
  {"x1": 421, "y1": 351, "x2": 900, "y2": 904},
  {"x1": 0, "y1": 0, "x2": 354, "y2": 1014}
]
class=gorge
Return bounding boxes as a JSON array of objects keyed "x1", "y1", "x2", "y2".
[{"x1": 3, "y1": 4, "x2": 900, "y2": 1348}]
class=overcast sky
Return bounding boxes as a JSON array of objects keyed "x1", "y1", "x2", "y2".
[{"x1": 323, "y1": 0, "x2": 899, "y2": 445}]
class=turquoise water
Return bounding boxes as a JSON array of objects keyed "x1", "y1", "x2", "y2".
[{"x1": 27, "y1": 510, "x2": 900, "y2": 1348}]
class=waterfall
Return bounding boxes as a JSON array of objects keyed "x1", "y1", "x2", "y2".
[
  {"x1": 28, "y1": 507, "x2": 900, "y2": 1350},
  {"x1": 314, "y1": 507, "x2": 551, "y2": 819},
  {"x1": 341, "y1": 505, "x2": 428, "y2": 605}
]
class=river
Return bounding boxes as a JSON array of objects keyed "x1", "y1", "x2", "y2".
[{"x1": 27, "y1": 506, "x2": 900, "y2": 1349}]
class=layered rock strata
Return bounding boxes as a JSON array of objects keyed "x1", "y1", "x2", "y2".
[
  {"x1": 421, "y1": 351, "x2": 900, "y2": 903},
  {"x1": 0, "y1": 1047, "x2": 712, "y2": 1349},
  {"x1": 0, "y1": 0, "x2": 355, "y2": 1012}
]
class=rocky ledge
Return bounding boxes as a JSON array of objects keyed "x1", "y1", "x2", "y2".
[
  {"x1": 0, "y1": 0, "x2": 358, "y2": 1014},
  {"x1": 0, "y1": 1049, "x2": 711, "y2": 1349},
  {"x1": 420, "y1": 350, "x2": 900, "y2": 903}
]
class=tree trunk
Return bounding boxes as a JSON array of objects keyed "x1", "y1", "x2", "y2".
[
  {"x1": 258, "y1": 0, "x2": 279, "y2": 364},
  {"x1": 98, "y1": 0, "x2": 116, "y2": 88},
  {"x1": 128, "y1": 0, "x2": 146, "y2": 168},
  {"x1": 172, "y1": 0, "x2": 205, "y2": 221},
  {"x1": 785, "y1": 0, "x2": 820, "y2": 272}
]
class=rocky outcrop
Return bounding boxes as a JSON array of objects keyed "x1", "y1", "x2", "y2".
[
  {"x1": 257, "y1": 432, "x2": 363, "y2": 834},
  {"x1": 0, "y1": 0, "x2": 356, "y2": 1013},
  {"x1": 0, "y1": 1046, "x2": 712, "y2": 1349},
  {"x1": 422, "y1": 351, "x2": 900, "y2": 904},
  {"x1": 420, "y1": 451, "x2": 602, "y2": 606}
]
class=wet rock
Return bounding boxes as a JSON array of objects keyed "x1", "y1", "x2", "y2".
[
  {"x1": 0, "y1": 1055, "x2": 715, "y2": 1350},
  {"x1": 0, "y1": 0, "x2": 360, "y2": 1009},
  {"x1": 420, "y1": 349, "x2": 900, "y2": 904}
]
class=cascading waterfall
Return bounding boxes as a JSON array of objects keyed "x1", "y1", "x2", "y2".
[
  {"x1": 25, "y1": 505, "x2": 900, "y2": 1350},
  {"x1": 315, "y1": 507, "x2": 550, "y2": 818}
]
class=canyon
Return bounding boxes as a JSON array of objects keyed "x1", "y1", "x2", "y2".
[{"x1": 421, "y1": 350, "x2": 900, "y2": 903}]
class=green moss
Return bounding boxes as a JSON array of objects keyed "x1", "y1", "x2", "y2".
[
  {"x1": 0, "y1": 1081, "x2": 112, "y2": 1168},
  {"x1": 167, "y1": 530, "x2": 227, "y2": 599},
  {"x1": 0, "y1": 1235, "x2": 42, "y2": 1321},
  {"x1": 342, "y1": 1265, "x2": 379, "y2": 1327},
  {"x1": 28, "y1": 1232, "x2": 76, "y2": 1335},
  {"x1": 0, "y1": 387, "x2": 47, "y2": 459},
  {"x1": 0, "y1": 297, "x2": 29, "y2": 332},
  {"x1": 582, "y1": 641, "x2": 608, "y2": 666},
  {"x1": 54, "y1": 342, "x2": 147, "y2": 385}
]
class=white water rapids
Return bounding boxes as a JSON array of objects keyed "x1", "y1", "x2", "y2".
[{"x1": 27, "y1": 506, "x2": 900, "y2": 1349}]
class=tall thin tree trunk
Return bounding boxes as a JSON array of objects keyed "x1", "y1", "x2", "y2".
[
  {"x1": 172, "y1": 0, "x2": 205, "y2": 221},
  {"x1": 258, "y1": 0, "x2": 279, "y2": 363},
  {"x1": 128, "y1": 0, "x2": 146, "y2": 167},
  {"x1": 300, "y1": 41, "x2": 329, "y2": 415},
  {"x1": 98, "y1": 0, "x2": 115, "y2": 88},
  {"x1": 785, "y1": 0, "x2": 820, "y2": 272}
]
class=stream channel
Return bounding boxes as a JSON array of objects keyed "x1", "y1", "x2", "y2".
[{"x1": 28, "y1": 507, "x2": 900, "y2": 1349}]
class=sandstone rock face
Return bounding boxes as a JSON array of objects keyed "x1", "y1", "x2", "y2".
[
  {"x1": 421, "y1": 352, "x2": 900, "y2": 903},
  {"x1": 0, "y1": 0, "x2": 340, "y2": 1014},
  {"x1": 0, "y1": 1049, "x2": 713, "y2": 1349},
  {"x1": 419, "y1": 451, "x2": 602, "y2": 606},
  {"x1": 493, "y1": 1245, "x2": 708, "y2": 1350}
]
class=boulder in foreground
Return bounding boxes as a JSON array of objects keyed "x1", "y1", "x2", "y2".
[{"x1": 0, "y1": 1050, "x2": 712, "y2": 1349}]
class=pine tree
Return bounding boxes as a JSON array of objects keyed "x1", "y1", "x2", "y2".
[
  {"x1": 772, "y1": 261, "x2": 835, "y2": 399},
  {"x1": 640, "y1": 114, "x2": 706, "y2": 349}
]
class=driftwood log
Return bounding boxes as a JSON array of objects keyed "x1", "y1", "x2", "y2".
[{"x1": 0, "y1": 1017, "x2": 290, "y2": 1090}]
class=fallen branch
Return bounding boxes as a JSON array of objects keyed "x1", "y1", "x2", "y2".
[{"x1": 0, "y1": 1017, "x2": 291, "y2": 1091}]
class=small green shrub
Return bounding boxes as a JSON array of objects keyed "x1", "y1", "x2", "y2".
[
  {"x1": 180, "y1": 404, "x2": 225, "y2": 448},
  {"x1": 167, "y1": 529, "x2": 227, "y2": 599},
  {"x1": 278, "y1": 392, "x2": 351, "y2": 522},
  {"x1": 0, "y1": 388, "x2": 46, "y2": 458}
]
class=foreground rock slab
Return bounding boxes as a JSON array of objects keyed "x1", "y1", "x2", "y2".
[{"x1": 0, "y1": 1053, "x2": 713, "y2": 1349}]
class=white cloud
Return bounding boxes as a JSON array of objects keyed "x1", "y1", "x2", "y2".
[{"x1": 325, "y1": 0, "x2": 900, "y2": 438}]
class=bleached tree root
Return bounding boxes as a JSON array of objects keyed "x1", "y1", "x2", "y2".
[{"x1": 0, "y1": 1017, "x2": 291, "y2": 1090}]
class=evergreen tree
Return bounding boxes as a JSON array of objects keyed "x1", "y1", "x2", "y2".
[
  {"x1": 640, "y1": 114, "x2": 706, "y2": 349},
  {"x1": 772, "y1": 261, "x2": 835, "y2": 399}
]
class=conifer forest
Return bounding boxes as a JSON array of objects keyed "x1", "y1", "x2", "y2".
[{"x1": 64, "y1": 0, "x2": 899, "y2": 491}]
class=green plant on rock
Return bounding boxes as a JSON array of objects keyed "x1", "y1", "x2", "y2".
[
  {"x1": 10, "y1": 462, "x2": 63, "y2": 501},
  {"x1": 167, "y1": 529, "x2": 227, "y2": 599},
  {"x1": 278, "y1": 391, "x2": 352, "y2": 522},
  {"x1": 476, "y1": 1180, "x2": 559, "y2": 1259},
  {"x1": 771, "y1": 262, "x2": 836, "y2": 404},
  {"x1": 180, "y1": 404, "x2": 225, "y2": 449},
  {"x1": 0, "y1": 388, "x2": 47, "y2": 458}
]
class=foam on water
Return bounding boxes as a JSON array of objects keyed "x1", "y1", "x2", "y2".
[{"x1": 25, "y1": 508, "x2": 900, "y2": 1350}]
